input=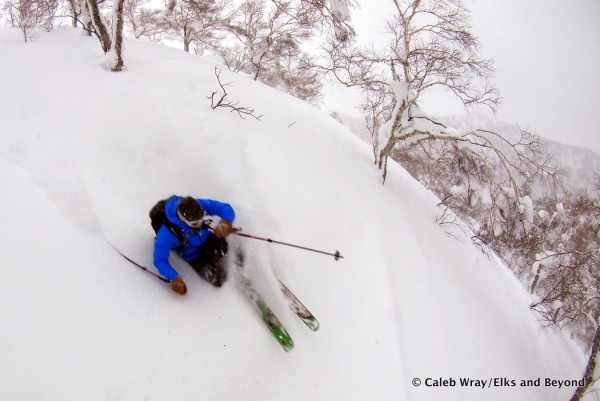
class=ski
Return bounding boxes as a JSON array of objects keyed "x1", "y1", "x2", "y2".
[
  {"x1": 243, "y1": 279, "x2": 294, "y2": 352},
  {"x1": 234, "y1": 251, "x2": 294, "y2": 352},
  {"x1": 278, "y1": 280, "x2": 320, "y2": 331}
]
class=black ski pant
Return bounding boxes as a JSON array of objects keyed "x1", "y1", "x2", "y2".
[{"x1": 187, "y1": 235, "x2": 228, "y2": 288}]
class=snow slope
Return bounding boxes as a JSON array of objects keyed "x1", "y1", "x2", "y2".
[{"x1": 0, "y1": 28, "x2": 590, "y2": 401}]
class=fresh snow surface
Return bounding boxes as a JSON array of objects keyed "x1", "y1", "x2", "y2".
[{"x1": 0, "y1": 28, "x2": 590, "y2": 401}]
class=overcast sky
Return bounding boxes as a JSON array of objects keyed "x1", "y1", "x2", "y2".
[
  {"x1": 468, "y1": 0, "x2": 600, "y2": 154},
  {"x1": 348, "y1": 0, "x2": 600, "y2": 154}
]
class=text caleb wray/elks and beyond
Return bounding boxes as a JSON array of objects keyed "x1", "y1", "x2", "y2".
[{"x1": 420, "y1": 377, "x2": 585, "y2": 389}]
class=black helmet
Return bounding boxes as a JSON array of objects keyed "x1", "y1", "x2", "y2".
[{"x1": 177, "y1": 196, "x2": 205, "y2": 227}]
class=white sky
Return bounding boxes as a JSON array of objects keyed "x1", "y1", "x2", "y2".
[{"x1": 348, "y1": 0, "x2": 600, "y2": 154}]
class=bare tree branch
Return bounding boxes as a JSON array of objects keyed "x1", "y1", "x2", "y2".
[{"x1": 207, "y1": 67, "x2": 262, "y2": 121}]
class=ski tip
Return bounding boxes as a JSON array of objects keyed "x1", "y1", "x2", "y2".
[
  {"x1": 276, "y1": 333, "x2": 294, "y2": 352},
  {"x1": 281, "y1": 341, "x2": 294, "y2": 352},
  {"x1": 303, "y1": 317, "x2": 320, "y2": 332}
]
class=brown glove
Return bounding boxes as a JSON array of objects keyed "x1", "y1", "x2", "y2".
[
  {"x1": 214, "y1": 221, "x2": 233, "y2": 238},
  {"x1": 170, "y1": 277, "x2": 187, "y2": 295}
]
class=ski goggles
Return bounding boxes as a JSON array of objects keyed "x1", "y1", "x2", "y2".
[{"x1": 177, "y1": 210, "x2": 205, "y2": 228}]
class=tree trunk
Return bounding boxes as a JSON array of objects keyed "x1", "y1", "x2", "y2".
[
  {"x1": 79, "y1": 0, "x2": 92, "y2": 36},
  {"x1": 570, "y1": 324, "x2": 600, "y2": 401},
  {"x1": 67, "y1": 0, "x2": 79, "y2": 27},
  {"x1": 530, "y1": 265, "x2": 542, "y2": 293},
  {"x1": 111, "y1": 0, "x2": 124, "y2": 71},
  {"x1": 86, "y1": 0, "x2": 111, "y2": 53},
  {"x1": 20, "y1": 25, "x2": 29, "y2": 43},
  {"x1": 183, "y1": 26, "x2": 192, "y2": 52},
  {"x1": 378, "y1": 136, "x2": 397, "y2": 170},
  {"x1": 377, "y1": 97, "x2": 407, "y2": 172}
]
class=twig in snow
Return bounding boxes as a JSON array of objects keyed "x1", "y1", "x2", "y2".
[{"x1": 207, "y1": 67, "x2": 262, "y2": 121}]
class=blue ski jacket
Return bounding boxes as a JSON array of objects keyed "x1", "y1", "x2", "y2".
[{"x1": 153, "y1": 196, "x2": 235, "y2": 281}]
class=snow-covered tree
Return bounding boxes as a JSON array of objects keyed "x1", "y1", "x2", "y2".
[
  {"x1": 163, "y1": 0, "x2": 234, "y2": 53},
  {"x1": 570, "y1": 323, "x2": 600, "y2": 401},
  {"x1": 224, "y1": 0, "x2": 318, "y2": 80},
  {"x1": 70, "y1": 0, "x2": 126, "y2": 71},
  {"x1": 431, "y1": 162, "x2": 599, "y2": 354},
  {"x1": 64, "y1": 0, "x2": 82, "y2": 27},
  {"x1": 216, "y1": 0, "x2": 335, "y2": 102},
  {"x1": 321, "y1": 0, "x2": 504, "y2": 182},
  {"x1": 85, "y1": 0, "x2": 111, "y2": 52},
  {"x1": 298, "y1": 0, "x2": 355, "y2": 42},
  {"x1": 124, "y1": 0, "x2": 165, "y2": 39},
  {"x1": 2, "y1": 0, "x2": 58, "y2": 41},
  {"x1": 271, "y1": 51, "x2": 322, "y2": 104},
  {"x1": 530, "y1": 193, "x2": 600, "y2": 333},
  {"x1": 112, "y1": 0, "x2": 125, "y2": 71}
]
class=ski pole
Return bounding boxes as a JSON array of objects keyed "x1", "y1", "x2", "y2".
[
  {"x1": 233, "y1": 229, "x2": 344, "y2": 261},
  {"x1": 104, "y1": 238, "x2": 170, "y2": 283},
  {"x1": 119, "y1": 250, "x2": 171, "y2": 283}
]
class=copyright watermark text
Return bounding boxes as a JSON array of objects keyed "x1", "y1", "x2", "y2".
[{"x1": 411, "y1": 377, "x2": 585, "y2": 389}]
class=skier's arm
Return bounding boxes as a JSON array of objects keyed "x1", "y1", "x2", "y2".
[
  {"x1": 153, "y1": 226, "x2": 181, "y2": 282},
  {"x1": 198, "y1": 199, "x2": 235, "y2": 222}
]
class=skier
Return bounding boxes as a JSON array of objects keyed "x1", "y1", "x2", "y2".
[{"x1": 150, "y1": 195, "x2": 235, "y2": 295}]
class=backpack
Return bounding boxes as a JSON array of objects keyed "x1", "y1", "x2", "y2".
[{"x1": 149, "y1": 196, "x2": 187, "y2": 243}]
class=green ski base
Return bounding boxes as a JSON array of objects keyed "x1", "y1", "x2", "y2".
[{"x1": 255, "y1": 298, "x2": 294, "y2": 352}]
